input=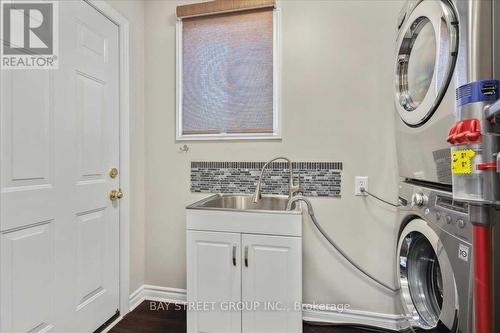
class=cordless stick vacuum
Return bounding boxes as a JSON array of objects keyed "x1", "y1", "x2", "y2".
[{"x1": 447, "y1": 79, "x2": 500, "y2": 333}]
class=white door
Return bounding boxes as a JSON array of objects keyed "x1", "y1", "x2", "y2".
[
  {"x1": 0, "y1": 2, "x2": 121, "y2": 332},
  {"x1": 242, "y1": 234, "x2": 302, "y2": 333},
  {"x1": 187, "y1": 231, "x2": 241, "y2": 333}
]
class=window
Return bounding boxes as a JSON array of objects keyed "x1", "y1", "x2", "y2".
[{"x1": 176, "y1": 1, "x2": 280, "y2": 140}]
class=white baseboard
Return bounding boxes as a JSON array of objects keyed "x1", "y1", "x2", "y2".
[
  {"x1": 303, "y1": 307, "x2": 407, "y2": 331},
  {"x1": 129, "y1": 284, "x2": 407, "y2": 331},
  {"x1": 129, "y1": 284, "x2": 187, "y2": 311}
]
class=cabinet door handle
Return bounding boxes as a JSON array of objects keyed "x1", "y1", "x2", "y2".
[
  {"x1": 244, "y1": 246, "x2": 249, "y2": 267},
  {"x1": 232, "y1": 244, "x2": 237, "y2": 266}
]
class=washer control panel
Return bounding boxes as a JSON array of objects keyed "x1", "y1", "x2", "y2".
[
  {"x1": 399, "y1": 182, "x2": 472, "y2": 242},
  {"x1": 433, "y1": 194, "x2": 470, "y2": 241}
]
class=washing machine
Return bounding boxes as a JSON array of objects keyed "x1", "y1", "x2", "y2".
[
  {"x1": 394, "y1": 0, "x2": 469, "y2": 186},
  {"x1": 397, "y1": 181, "x2": 473, "y2": 332}
]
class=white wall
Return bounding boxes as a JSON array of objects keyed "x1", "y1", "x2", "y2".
[
  {"x1": 144, "y1": 0, "x2": 403, "y2": 315},
  {"x1": 106, "y1": 0, "x2": 146, "y2": 294}
]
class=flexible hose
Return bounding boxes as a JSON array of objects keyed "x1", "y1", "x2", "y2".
[
  {"x1": 287, "y1": 196, "x2": 399, "y2": 293},
  {"x1": 361, "y1": 187, "x2": 400, "y2": 208}
]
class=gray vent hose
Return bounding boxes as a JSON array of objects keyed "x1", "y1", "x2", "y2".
[{"x1": 287, "y1": 195, "x2": 399, "y2": 293}]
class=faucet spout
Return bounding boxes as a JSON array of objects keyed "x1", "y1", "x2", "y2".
[{"x1": 253, "y1": 157, "x2": 296, "y2": 204}]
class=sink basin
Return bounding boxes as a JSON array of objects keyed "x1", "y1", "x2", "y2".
[
  {"x1": 187, "y1": 194, "x2": 297, "y2": 213},
  {"x1": 187, "y1": 194, "x2": 302, "y2": 236}
]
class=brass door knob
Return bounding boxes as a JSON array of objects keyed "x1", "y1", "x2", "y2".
[{"x1": 110, "y1": 188, "x2": 123, "y2": 201}]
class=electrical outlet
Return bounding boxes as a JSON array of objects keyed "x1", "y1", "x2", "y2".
[{"x1": 355, "y1": 176, "x2": 368, "y2": 196}]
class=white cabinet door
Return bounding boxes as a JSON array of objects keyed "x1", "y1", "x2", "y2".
[
  {"x1": 242, "y1": 234, "x2": 302, "y2": 333},
  {"x1": 187, "y1": 231, "x2": 242, "y2": 333}
]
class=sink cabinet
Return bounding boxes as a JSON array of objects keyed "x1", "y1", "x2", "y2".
[{"x1": 186, "y1": 200, "x2": 302, "y2": 333}]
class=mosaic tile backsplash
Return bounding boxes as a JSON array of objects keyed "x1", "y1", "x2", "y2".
[{"x1": 191, "y1": 161, "x2": 342, "y2": 197}]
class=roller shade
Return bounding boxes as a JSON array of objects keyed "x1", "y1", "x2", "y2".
[
  {"x1": 177, "y1": 0, "x2": 275, "y2": 18},
  {"x1": 179, "y1": 7, "x2": 275, "y2": 136}
]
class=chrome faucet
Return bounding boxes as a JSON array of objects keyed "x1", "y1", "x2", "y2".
[{"x1": 253, "y1": 157, "x2": 299, "y2": 203}]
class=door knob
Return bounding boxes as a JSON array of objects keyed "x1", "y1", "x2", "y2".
[{"x1": 110, "y1": 188, "x2": 123, "y2": 201}]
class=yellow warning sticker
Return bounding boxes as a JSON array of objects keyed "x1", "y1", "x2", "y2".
[{"x1": 452, "y1": 149, "x2": 476, "y2": 175}]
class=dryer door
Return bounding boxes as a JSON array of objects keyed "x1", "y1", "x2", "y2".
[
  {"x1": 395, "y1": 0, "x2": 458, "y2": 127},
  {"x1": 397, "y1": 218, "x2": 458, "y2": 331}
]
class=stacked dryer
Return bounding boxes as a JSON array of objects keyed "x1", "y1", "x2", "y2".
[{"x1": 393, "y1": 1, "x2": 500, "y2": 332}]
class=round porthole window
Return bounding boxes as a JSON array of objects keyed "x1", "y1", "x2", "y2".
[
  {"x1": 398, "y1": 18, "x2": 436, "y2": 111},
  {"x1": 394, "y1": 0, "x2": 458, "y2": 127},
  {"x1": 405, "y1": 231, "x2": 443, "y2": 327},
  {"x1": 398, "y1": 218, "x2": 459, "y2": 331}
]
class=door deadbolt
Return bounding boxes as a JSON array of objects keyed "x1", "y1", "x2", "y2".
[
  {"x1": 109, "y1": 168, "x2": 119, "y2": 179},
  {"x1": 110, "y1": 188, "x2": 123, "y2": 201}
]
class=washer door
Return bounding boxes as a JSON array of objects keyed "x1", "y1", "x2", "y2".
[
  {"x1": 395, "y1": 0, "x2": 458, "y2": 127},
  {"x1": 397, "y1": 219, "x2": 458, "y2": 330}
]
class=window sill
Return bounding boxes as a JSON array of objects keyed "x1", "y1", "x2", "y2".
[{"x1": 176, "y1": 133, "x2": 282, "y2": 142}]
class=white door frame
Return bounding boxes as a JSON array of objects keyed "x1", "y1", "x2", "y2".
[{"x1": 84, "y1": 0, "x2": 131, "y2": 317}]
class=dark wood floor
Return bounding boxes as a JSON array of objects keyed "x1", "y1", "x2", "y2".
[{"x1": 109, "y1": 301, "x2": 394, "y2": 333}]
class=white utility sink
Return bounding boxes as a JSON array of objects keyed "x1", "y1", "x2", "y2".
[
  {"x1": 186, "y1": 194, "x2": 302, "y2": 236},
  {"x1": 186, "y1": 194, "x2": 303, "y2": 333}
]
